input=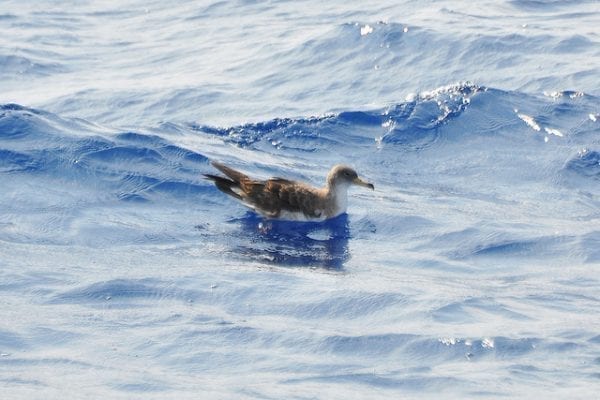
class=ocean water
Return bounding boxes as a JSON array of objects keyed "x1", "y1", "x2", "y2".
[{"x1": 1, "y1": 1, "x2": 599, "y2": 398}]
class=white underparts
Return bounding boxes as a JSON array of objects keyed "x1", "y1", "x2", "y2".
[
  {"x1": 328, "y1": 182, "x2": 349, "y2": 217},
  {"x1": 277, "y1": 210, "x2": 326, "y2": 222}
]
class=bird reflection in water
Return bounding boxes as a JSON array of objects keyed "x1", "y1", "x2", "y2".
[{"x1": 229, "y1": 212, "x2": 351, "y2": 269}]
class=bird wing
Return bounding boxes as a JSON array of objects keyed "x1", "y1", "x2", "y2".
[
  {"x1": 205, "y1": 162, "x2": 325, "y2": 218},
  {"x1": 241, "y1": 178, "x2": 324, "y2": 218}
]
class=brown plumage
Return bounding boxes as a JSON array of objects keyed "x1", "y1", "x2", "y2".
[{"x1": 204, "y1": 161, "x2": 374, "y2": 221}]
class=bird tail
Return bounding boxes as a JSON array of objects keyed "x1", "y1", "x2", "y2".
[
  {"x1": 203, "y1": 174, "x2": 243, "y2": 200},
  {"x1": 210, "y1": 161, "x2": 249, "y2": 183}
]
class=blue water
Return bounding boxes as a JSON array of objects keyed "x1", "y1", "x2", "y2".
[{"x1": 1, "y1": 1, "x2": 599, "y2": 398}]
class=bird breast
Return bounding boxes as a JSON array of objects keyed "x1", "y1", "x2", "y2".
[{"x1": 325, "y1": 183, "x2": 349, "y2": 217}]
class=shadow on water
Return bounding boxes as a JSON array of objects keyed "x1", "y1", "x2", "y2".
[{"x1": 229, "y1": 212, "x2": 351, "y2": 269}]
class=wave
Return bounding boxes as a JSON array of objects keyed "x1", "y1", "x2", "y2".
[
  {"x1": 0, "y1": 54, "x2": 68, "y2": 77},
  {"x1": 47, "y1": 278, "x2": 201, "y2": 306},
  {"x1": 188, "y1": 84, "x2": 480, "y2": 151},
  {"x1": 2, "y1": 83, "x2": 598, "y2": 205},
  {"x1": 0, "y1": 104, "x2": 209, "y2": 203},
  {"x1": 565, "y1": 149, "x2": 600, "y2": 180}
]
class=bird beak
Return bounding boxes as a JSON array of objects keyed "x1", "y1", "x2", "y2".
[{"x1": 353, "y1": 177, "x2": 374, "y2": 190}]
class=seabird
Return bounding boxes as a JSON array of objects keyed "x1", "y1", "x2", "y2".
[{"x1": 204, "y1": 161, "x2": 374, "y2": 221}]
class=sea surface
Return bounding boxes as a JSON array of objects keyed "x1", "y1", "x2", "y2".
[{"x1": 1, "y1": 1, "x2": 599, "y2": 399}]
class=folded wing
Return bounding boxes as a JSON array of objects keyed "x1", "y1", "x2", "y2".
[{"x1": 204, "y1": 162, "x2": 324, "y2": 218}]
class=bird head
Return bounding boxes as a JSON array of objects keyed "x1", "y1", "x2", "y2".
[{"x1": 327, "y1": 165, "x2": 374, "y2": 190}]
